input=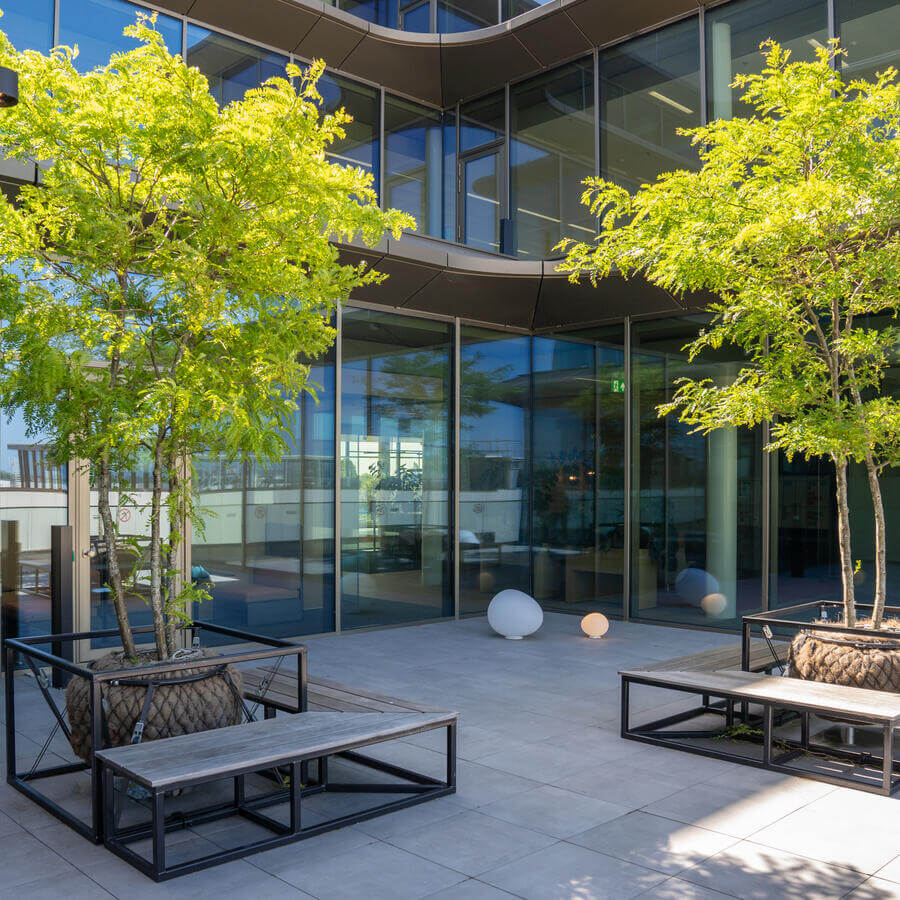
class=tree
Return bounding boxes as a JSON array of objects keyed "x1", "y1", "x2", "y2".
[
  {"x1": 0, "y1": 15, "x2": 414, "y2": 660},
  {"x1": 559, "y1": 41, "x2": 900, "y2": 629}
]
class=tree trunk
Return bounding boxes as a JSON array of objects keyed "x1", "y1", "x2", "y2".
[
  {"x1": 835, "y1": 457, "x2": 857, "y2": 627},
  {"x1": 96, "y1": 458, "x2": 137, "y2": 659},
  {"x1": 148, "y1": 440, "x2": 169, "y2": 660},
  {"x1": 865, "y1": 455, "x2": 888, "y2": 629},
  {"x1": 163, "y1": 455, "x2": 182, "y2": 657}
]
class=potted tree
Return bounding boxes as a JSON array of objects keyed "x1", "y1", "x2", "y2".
[
  {"x1": 0, "y1": 15, "x2": 412, "y2": 757},
  {"x1": 560, "y1": 41, "x2": 900, "y2": 690}
]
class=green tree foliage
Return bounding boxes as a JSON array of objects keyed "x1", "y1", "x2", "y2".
[
  {"x1": 0, "y1": 15, "x2": 414, "y2": 659},
  {"x1": 560, "y1": 42, "x2": 900, "y2": 629}
]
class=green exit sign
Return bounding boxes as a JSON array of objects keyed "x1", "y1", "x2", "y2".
[{"x1": 611, "y1": 379, "x2": 626, "y2": 394}]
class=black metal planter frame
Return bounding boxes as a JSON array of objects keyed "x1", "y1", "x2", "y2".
[{"x1": 3, "y1": 620, "x2": 308, "y2": 844}]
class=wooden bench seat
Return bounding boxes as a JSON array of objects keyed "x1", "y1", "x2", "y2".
[
  {"x1": 629, "y1": 639, "x2": 789, "y2": 674},
  {"x1": 97, "y1": 709, "x2": 457, "y2": 881},
  {"x1": 621, "y1": 666, "x2": 900, "y2": 796}
]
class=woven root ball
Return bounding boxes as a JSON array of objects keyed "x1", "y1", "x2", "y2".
[
  {"x1": 789, "y1": 628, "x2": 900, "y2": 692},
  {"x1": 65, "y1": 649, "x2": 243, "y2": 761}
]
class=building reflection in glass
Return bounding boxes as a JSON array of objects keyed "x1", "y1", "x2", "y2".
[
  {"x1": 459, "y1": 328, "x2": 530, "y2": 614},
  {"x1": 340, "y1": 309, "x2": 452, "y2": 629}
]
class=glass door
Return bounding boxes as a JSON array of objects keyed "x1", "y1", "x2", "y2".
[{"x1": 459, "y1": 145, "x2": 504, "y2": 253}]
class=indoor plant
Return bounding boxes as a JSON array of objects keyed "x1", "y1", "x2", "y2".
[
  {"x1": 0, "y1": 15, "x2": 412, "y2": 753},
  {"x1": 559, "y1": 41, "x2": 900, "y2": 687}
]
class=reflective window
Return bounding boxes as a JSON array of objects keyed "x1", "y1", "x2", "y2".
[
  {"x1": 459, "y1": 91, "x2": 505, "y2": 153},
  {"x1": 340, "y1": 309, "x2": 452, "y2": 629},
  {"x1": 503, "y1": 0, "x2": 553, "y2": 19},
  {"x1": 2, "y1": 0, "x2": 53, "y2": 53},
  {"x1": 461, "y1": 149, "x2": 502, "y2": 252},
  {"x1": 442, "y1": 111, "x2": 457, "y2": 242},
  {"x1": 384, "y1": 96, "x2": 444, "y2": 237},
  {"x1": 438, "y1": 0, "x2": 498, "y2": 32},
  {"x1": 706, "y1": 0, "x2": 827, "y2": 120},
  {"x1": 186, "y1": 25, "x2": 287, "y2": 106},
  {"x1": 600, "y1": 18, "x2": 701, "y2": 193},
  {"x1": 630, "y1": 317, "x2": 763, "y2": 629},
  {"x1": 459, "y1": 328, "x2": 530, "y2": 615},
  {"x1": 59, "y1": 0, "x2": 182, "y2": 72},
  {"x1": 318, "y1": 72, "x2": 381, "y2": 197},
  {"x1": 0, "y1": 412, "x2": 67, "y2": 643},
  {"x1": 191, "y1": 346, "x2": 336, "y2": 640},
  {"x1": 400, "y1": 1, "x2": 432, "y2": 32},
  {"x1": 838, "y1": 0, "x2": 900, "y2": 83},
  {"x1": 510, "y1": 58, "x2": 595, "y2": 258},
  {"x1": 532, "y1": 327, "x2": 625, "y2": 616}
]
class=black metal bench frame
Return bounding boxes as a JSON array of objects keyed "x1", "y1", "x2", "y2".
[
  {"x1": 621, "y1": 672, "x2": 900, "y2": 796},
  {"x1": 3, "y1": 620, "x2": 307, "y2": 843},
  {"x1": 99, "y1": 716, "x2": 457, "y2": 881}
]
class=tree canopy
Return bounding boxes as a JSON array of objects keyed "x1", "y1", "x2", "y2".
[
  {"x1": 560, "y1": 41, "x2": 900, "y2": 628},
  {"x1": 0, "y1": 14, "x2": 414, "y2": 658}
]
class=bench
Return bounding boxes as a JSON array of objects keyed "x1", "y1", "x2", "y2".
[
  {"x1": 621, "y1": 667, "x2": 900, "y2": 796},
  {"x1": 97, "y1": 709, "x2": 457, "y2": 881},
  {"x1": 628, "y1": 638, "x2": 789, "y2": 674}
]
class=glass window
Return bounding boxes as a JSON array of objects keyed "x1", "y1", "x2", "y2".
[
  {"x1": 340, "y1": 309, "x2": 452, "y2": 629},
  {"x1": 838, "y1": 0, "x2": 900, "y2": 83},
  {"x1": 318, "y1": 72, "x2": 381, "y2": 197},
  {"x1": 532, "y1": 326, "x2": 625, "y2": 617},
  {"x1": 459, "y1": 328, "x2": 530, "y2": 615},
  {"x1": 600, "y1": 18, "x2": 701, "y2": 193},
  {"x1": 401, "y1": 1, "x2": 432, "y2": 32},
  {"x1": 630, "y1": 316, "x2": 763, "y2": 629},
  {"x1": 186, "y1": 25, "x2": 287, "y2": 106},
  {"x1": 0, "y1": 412, "x2": 67, "y2": 644},
  {"x1": 510, "y1": 58, "x2": 595, "y2": 258},
  {"x1": 442, "y1": 111, "x2": 457, "y2": 242},
  {"x1": 191, "y1": 346, "x2": 336, "y2": 640},
  {"x1": 706, "y1": 0, "x2": 828, "y2": 120},
  {"x1": 2, "y1": 0, "x2": 53, "y2": 53},
  {"x1": 503, "y1": 0, "x2": 553, "y2": 19},
  {"x1": 438, "y1": 0, "x2": 498, "y2": 32},
  {"x1": 459, "y1": 91, "x2": 505, "y2": 153},
  {"x1": 384, "y1": 96, "x2": 444, "y2": 237},
  {"x1": 59, "y1": 0, "x2": 182, "y2": 72}
]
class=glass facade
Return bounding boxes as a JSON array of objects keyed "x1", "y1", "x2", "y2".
[
  {"x1": 0, "y1": 412, "x2": 67, "y2": 644},
  {"x1": 600, "y1": 18, "x2": 701, "y2": 192},
  {"x1": 838, "y1": 0, "x2": 900, "y2": 82},
  {"x1": 4, "y1": 0, "x2": 900, "y2": 644},
  {"x1": 459, "y1": 328, "x2": 530, "y2": 615},
  {"x1": 59, "y1": 0, "x2": 182, "y2": 71},
  {"x1": 630, "y1": 317, "x2": 763, "y2": 629},
  {"x1": 186, "y1": 26, "x2": 287, "y2": 106},
  {"x1": 510, "y1": 59, "x2": 595, "y2": 258},
  {"x1": 340, "y1": 309, "x2": 453, "y2": 629},
  {"x1": 384, "y1": 96, "x2": 444, "y2": 237},
  {"x1": 191, "y1": 345, "x2": 336, "y2": 639},
  {"x1": 706, "y1": 0, "x2": 827, "y2": 120}
]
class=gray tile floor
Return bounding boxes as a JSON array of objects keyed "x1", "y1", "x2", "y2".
[{"x1": 3, "y1": 613, "x2": 900, "y2": 898}]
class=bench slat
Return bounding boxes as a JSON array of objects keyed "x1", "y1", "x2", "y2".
[
  {"x1": 622, "y1": 668, "x2": 900, "y2": 723},
  {"x1": 96, "y1": 710, "x2": 457, "y2": 790}
]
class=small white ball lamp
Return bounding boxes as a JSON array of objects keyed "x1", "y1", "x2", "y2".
[
  {"x1": 581, "y1": 612, "x2": 610, "y2": 639},
  {"x1": 700, "y1": 592, "x2": 728, "y2": 617},
  {"x1": 487, "y1": 589, "x2": 543, "y2": 640}
]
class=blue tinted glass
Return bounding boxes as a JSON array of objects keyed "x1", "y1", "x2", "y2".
[
  {"x1": 442, "y1": 111, "x2": 456, "y2": 241},
  {"x1": 384, "y1": 96, "x2": 442, "y2": 235},
  {"x1": 59, "y1": 0, "x2": 182, "y2": 72},
  {"x1": 438, "y1": 0, "x2": 497, "y2": 32},
  {"x1": 186, "y1": 25, "x2": 287, "y2": 106},
  {"x1": 459, "y1": 91, "x2": 504, "y2": 152},
  {"x1": 318, "y1": 72, "x2": 380, "y2": 196},
  {"x1": 502, "y1": 0, "x2": 553, "y2": 19},
  {"x1": 401, "y1": 2, "x2": 431, "y2": 31},
  {"x1": 1, "y1": 0, "x2": 53, "y2": 53}
]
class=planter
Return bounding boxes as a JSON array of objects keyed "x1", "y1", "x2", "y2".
[
  {"x1": 65, "y1": 648, "x2": 244, "y2": 761},
  {"x1": 789, "y1": 628, "x2": 900, "y2": 692}
]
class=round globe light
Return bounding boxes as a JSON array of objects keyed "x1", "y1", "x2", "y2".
[
  {"x1": 700, "y1": 592, "x2": 728, "y2": 617},
  {"x1": 581, "y1": 612, "x2": 610, "y2": 639},
  {"x1": 487, "y1": 589, "x2": 543, "y2": 640}
]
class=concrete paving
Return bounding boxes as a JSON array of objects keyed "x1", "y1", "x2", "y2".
[{"x1": 2, "y1": 612, "x2": 900, "y2": 898}]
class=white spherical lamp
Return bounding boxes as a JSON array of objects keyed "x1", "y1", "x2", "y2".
[
  {"x1": 487, "y1": 589, "x2": 543, "y2": 640},
  {"x1": 581, "y1": 612, "x2": 610, "y2": 639}
]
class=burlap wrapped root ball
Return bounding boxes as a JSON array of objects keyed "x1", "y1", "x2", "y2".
[
  {"x1": 789, "y1": 628, "x2": 900, "y2": 692},
  {"x1": 65, "y1": 649, "x2": 243, "y2": 761}
]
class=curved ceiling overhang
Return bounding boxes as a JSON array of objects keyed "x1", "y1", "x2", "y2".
[
  {"x1": 338, "y1": 233, "x2": 709, "y2": 330},
  {"x1": 151, "y1": 0, "x2": 703, "y2": 107}
]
